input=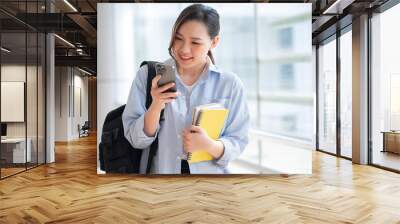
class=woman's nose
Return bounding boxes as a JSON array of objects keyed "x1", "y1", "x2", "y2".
[{"x1": 179, "y1": 42, "x2": 191, "y2": 54}]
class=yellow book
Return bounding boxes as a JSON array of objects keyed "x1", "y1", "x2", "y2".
[{"x1": 188, "y1": 103, "x2": 229, "y2": 164}]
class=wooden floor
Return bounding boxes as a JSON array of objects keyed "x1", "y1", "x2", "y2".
[
  {"x1": 1, "y1": 167, "x2": 26, "y2": 178},
  {"x1": 1, "y1": 163, "x2": 45, "y2": 178},
  {"x1": 1, "y1": 134, "x2": 400, "y2": 223},
  {"x1": 373, "y1": 150, "x2": 400, "y2": 171}
]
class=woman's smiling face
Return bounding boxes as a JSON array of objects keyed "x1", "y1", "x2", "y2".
[{"x1": 172, "y1": 20, "x2": 218, "y2": 70}]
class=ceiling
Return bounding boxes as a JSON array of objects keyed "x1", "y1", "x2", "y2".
[{"x1": 0, "y1": 0, "x2": 394, "y2": 75}]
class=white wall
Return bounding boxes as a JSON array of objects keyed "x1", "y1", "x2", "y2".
[
  {"x1": 73, "y1": 73, "x2": 89, "y2": 138},
  {"x1": 1, "y1": 64, "x2": 46, "y2": 164},
  {"x1": 1, "y1": 66, "x2": 26, "y2": 131},
  {"x1": 55, "y1": 67, "x2": 89, "y2": 141},
  {"x1": 55, "y1": 67, "x2": 68, "y2": 141},
  {"x1": 1, "y1": 65, "x2": 36, "y2": 138}
]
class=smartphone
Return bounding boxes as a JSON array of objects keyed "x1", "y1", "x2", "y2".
[{"x1": 155, "y1": 62, "x2": 176, "y2": 92}]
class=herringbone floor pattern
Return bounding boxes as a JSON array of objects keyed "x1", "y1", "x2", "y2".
[{"x1": 1, "y1": 134, "x2": 400, "y2": 223}]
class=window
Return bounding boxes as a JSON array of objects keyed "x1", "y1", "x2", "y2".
[
  {"x1": 281, "y1": 114, "x2": 297, "y2": 132},
  {"x1": 371, "y1": 4, "x2": 400, "y2": 171},
  {"x1": 0, "y1": 1, "x2": 46, "y2": 179},
  {"x1": 318, "y1": 38, "x2": 337, "y2": 155},
  {"x1": 340, "y1": 29, "x2": 352, "y2": 158},
  {"x1": 280, "y1": 64, "x2": 294, "y2": 90},
  {"x1": 278, "y1": 27, "x2": 293, "y2": 49}
]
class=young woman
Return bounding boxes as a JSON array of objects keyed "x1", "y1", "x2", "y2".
[{"x1": 122, "y1": 4, "x2": 249, "y2": 174}]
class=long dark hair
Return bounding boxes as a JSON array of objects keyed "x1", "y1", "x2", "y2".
[{"x1": 168, "y1": 4, "x2": 220, "y2": 64}]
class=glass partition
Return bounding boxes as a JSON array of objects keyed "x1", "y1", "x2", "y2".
[
  {"x1": 371, "y1": 4, "x2": 400, "y2": 172},
  {"x1": 1, "y1": 31, "x2": 28, "y2": 177},
  {"x1": 317, "y1": 37, "x2": 337, "y2": 155},
  {"x1": 38, "y1": 32, "x2": 45, "y2": 165},
  {"x1": 27, "y1": 30, "x2": 38, "y2": 169},
  {"x1": 0, "y1": 1, "x2": 46, "y2": 179},
  {"x1": 339, "y1": 29, "x2": 352, "y2": 158}
]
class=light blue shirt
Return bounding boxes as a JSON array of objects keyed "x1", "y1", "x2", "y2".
[{"x1": 122, "y1": 57, "x2": 249, "y2": 174}]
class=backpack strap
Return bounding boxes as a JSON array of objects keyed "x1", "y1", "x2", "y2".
[
  {"x1": 141, "y1": 61, "x2": 157, "y2": 109},
  {"x1": 140, "y1": 61, "x2": 164, "y2": 174}
]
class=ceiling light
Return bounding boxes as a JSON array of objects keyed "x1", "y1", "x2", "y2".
[
  {"x1": 78, "y1": 67, "x2": 92, "y2": 76},
  {"x1": 323, "y1": 0, "x2": 355, "y2": 15},
  {"x1": 54, "y1": 34, "x2": 75, "y2": 48},
  {"x1": 63, "y1": 0, "x2": 78, "y2": 12},
  {"x1": 1, "y1": 47, "x2": 11, "y2": 53}
]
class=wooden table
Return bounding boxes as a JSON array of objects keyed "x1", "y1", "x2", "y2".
[{"x1": 381, "y1": 131, "x2": 400, "y2": 154}]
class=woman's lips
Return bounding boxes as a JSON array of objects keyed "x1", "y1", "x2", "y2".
[{"x1": 179, "y1": 55, "x2": 193, "y2": 62}]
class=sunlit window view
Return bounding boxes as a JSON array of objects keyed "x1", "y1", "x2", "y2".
[
  {"x1": 317, "y1": 38, "x2": 337, "y2": 155},
  {"x1": 316, "y1": 29, "x2": 352, "y2": 159},
  {"x1": 100, "y1": 3, "x2": 312, "y2": 174},
  {"x1": 340, "y1": 29, "x2": 352, "y2": 159},
  {"x1": 371, "y1": 3, "x2": 400, "y2": 171}
]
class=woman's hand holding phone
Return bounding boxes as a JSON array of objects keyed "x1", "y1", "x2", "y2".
[
  {"x1": 144, "y1": 75, "x2": 180, "y2": 137},
  {"x1": 150, "y1": 75, "x2": 180, "y2": 111}
]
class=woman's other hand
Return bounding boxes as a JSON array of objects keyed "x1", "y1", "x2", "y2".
[
  {"x1": 150, "y1": 75, "x2": 180, "y2": 111},
  {"x1": 182, "y1": 125, "x2": 225, "y2": 159},
  {"x1": 183, "y1": 125, "x2": 213, "y2": 153}
]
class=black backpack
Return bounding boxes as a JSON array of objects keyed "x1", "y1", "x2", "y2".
[{"x1": 99, "y1": 61, "x2": 162, "y2": 174}]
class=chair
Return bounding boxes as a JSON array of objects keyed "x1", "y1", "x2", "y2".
[{"x1": 79, "y1": 121, "x2": 90, "y2": 138}]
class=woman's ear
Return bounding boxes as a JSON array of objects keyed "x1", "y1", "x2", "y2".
[{"x1": 210, "y1": 35, "x2": 220, "y2": 49}]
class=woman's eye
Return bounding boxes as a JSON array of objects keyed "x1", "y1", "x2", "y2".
[
  {"x1": 175, "y1": 37, "x2": 182, "y2": 41},
  {"x1": 192, "y1": 42, "x2": 201, "y2": 45}
]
